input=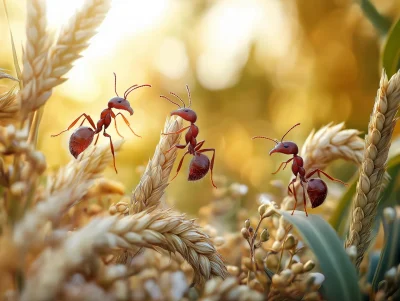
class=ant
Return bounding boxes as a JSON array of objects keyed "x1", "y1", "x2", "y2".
[
  {"x1": 160, "y1": 85, "x2": 217, "y2": 188},
  {"x1": 51, "y1": 73, "x2": 151, "y2": 173},
  {"x1": 252, "y1": 123, "x2": 347, "y2": 216}
]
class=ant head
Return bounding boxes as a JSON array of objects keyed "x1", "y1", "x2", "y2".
[
  {"x1": 108, "y1": 97, "x2": 133, "y2": 115},
  {"x1": 160, "y1": 85, "x2": 197, "y2": 123},
  {"x1": 269, "y1": 141, "x2": 298, "y2": 156},
  {"x1": 252, "y1": 123, "x2": 300, "y2": 156},
  {"x1": 108, "y1": 72, "x2": 151, "y2": 115}
]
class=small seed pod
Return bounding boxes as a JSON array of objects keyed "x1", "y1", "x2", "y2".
[
  {"x1": 283, "y1": 234, "x2": 296, "y2": 250},
  {"x1": 244, "y1": 219, "x2": 250, "y2": 229},
  {"x1": 258, "y1": 204, "x2": 268, "y2": 217},
  {"x1": 248, "y1": 227, "x2": 254, "y2": 236},
  {"x1": 260, "y1": 229, "x2": 270, "y2": 242},
  {"x1": 241, "y1": 228, "x2": 250, "y2": 240},
  {"x1": 303, "y1": 260, "x2": 315, "y2": 272},
  {"x1": 291, "y1": 262, "x2": 304, "y2": 274}
]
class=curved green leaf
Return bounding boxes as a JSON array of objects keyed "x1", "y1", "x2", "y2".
[
  {"x1": 382, "y1": 18, "x2": 400, "y2": 78},
  {"x1": 330, "y1": 153, "x2": 400, "y2": 237},
  {"x1": 372, "y1": 210, "x2": 400, "y2": 290},
  {"x1": 279, "y1": 210, "x2": 362, "y2": 301}
]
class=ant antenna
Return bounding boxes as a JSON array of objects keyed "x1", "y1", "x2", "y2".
[
  {"x1": 252, "y1": 136, "x2": 279, "y2": 144},
  {"x1": 123, "y1": 84, "x2": 138, "y2": 99},
  {"x1": 186, "y1": 85, "x2": 192, "y2": 108},
  {"x1": 124, "y1": 84, "x2": 152, "y2": 99},
  {"x1": 280, "y1": 123, "x2": 300, "y2": 142},
  {"x1": 113, "y1": 72, "x2": 119, "y2": 97},
  {"x1": 160, "y1": 95, "x2": 182, "y2": 108},
  {"x1": 170, "y1": 92, "x2": 186, "y2": 108}
]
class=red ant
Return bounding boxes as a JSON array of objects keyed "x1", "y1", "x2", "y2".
[
  {"x1": 51, "y1": 73, "x2": 151, "y2": 173},
  {"x1": 160, "y1": 85, "x2": 217, "y2": 188},
  {"x1": 252, "y1": 123, "x2": 347, "y2": 216}
]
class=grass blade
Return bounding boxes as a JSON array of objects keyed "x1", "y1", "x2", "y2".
[
  {"x1": 278, "y1": 210, "x2": 362, "y2": 301},
  {"x1": 382, "y1": 18, "x2": 400, "y2": 78},
  {"x1": 372, "y1": 212, "x2": 400, "y2": 291}
]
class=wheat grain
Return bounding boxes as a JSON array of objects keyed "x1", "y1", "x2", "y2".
[
  {"x1": 345, "y1": 70, "x2": 400, "y2": 268},
  {"x1": 131, "y1": 116, "x2": 183, "y2": 213},
  {"x1": 21, "y1": 209, "x2": 228, "y2": 301},
  {"x1": 13, "y1": 140, "x2": 123, "y2": 250},
  {"x1": 20, "y1": 0, "x2": 111, "y2": 117}
]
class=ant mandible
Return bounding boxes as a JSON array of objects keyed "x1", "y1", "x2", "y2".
[
  {"x1": 160, "y1": 85, "x2": 217, "y2": 188},
  {"x1": 51, "y1": 73, "x2": 151, "y2": 173},
  {"x1": 252, "y1": 123, "x2": 347, "y2": 216}
]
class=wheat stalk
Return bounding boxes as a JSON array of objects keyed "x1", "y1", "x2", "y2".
[
  {"x1": 345, "y1": 69, "x2": 400, "y2": 268},
  {"x1": 21, "y1": 209, "x2": 228, "y2": 301},
  {"x1": 13, "y1": 140, "x2": 123, "y2": 250},
  {"x1": 20, "y1": 0, "x2": 111, "y2": 117},
  {"x1": 130, "y1": 116, "x2": 183, "y2": 213}
]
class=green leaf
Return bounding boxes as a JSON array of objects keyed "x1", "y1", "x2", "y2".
[
  {"x1": 359, "y1": 0, "x2": 391, "y2": 36},
  {"x1": 330, "y1": 153, "x2": 400, "y2": 237},
  {"x1": 329, "y1": 173, "x2": 358, "y2": 236},
  {"x1": 382, "y1": 18, "x2": 400, "y2": 78},
  {"x1": 372, "y1": 210, "x2": 400, "y2": 291},
  {"x1": 279, "y1": 210, "x2": 362, "y2": 301}
]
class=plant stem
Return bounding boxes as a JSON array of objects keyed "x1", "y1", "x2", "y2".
[{"x1": 359, "y1": 0, "x2": 391, "y2": 36}]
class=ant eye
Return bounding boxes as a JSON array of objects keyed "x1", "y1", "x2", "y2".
[
  {"x1": 184, "y1": 109, "x2": 189, "y2": 112},
  {"x1": 118, "y1": 100, "x2": 122, "y2": 103},
  {"x1": 284, "y1": 144, "x2": 289, "y2": 148}
]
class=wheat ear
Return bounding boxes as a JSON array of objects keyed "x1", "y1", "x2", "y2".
[
  {"x1": 21, "y1": 210, "x2": 228, "y2": 301},
  {"x1": 131, "y1": 116, "x2": 183, "y2": 213},
  {"x1": 13, "y1": 141, "x2": 123, "y2": 250},
  {"x1": 20, "y1": 0, "x2": 111, "y2": 117},
  {"x1": 345, "y1": 70, "x2": 400, "y2": 268},
  {"x1": 19, "y1": 0, "x2": 50, "y2": 114}
]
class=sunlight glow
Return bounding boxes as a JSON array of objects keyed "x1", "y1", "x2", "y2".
[
  {"x1": 46, "y1": 0, "x2": 170, "y2": 100},
  {"x1": 154, "y1": 37, "x2": 189, "y2": 79},
  {"x1": 197, "y1": 0, "x2": 263, "y2": 90}
]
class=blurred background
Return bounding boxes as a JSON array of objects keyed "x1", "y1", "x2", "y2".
[{"x1": 1, "y1": 0, "x2": 400, "y2": 214}]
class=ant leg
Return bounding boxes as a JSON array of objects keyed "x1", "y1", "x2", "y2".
[
  {"x1": 287, "y1": 176, "x2": 297, "y2": 195},
  {"x1": 170, "y1": 151, "x2": 190, "y2": 181},
  {"x1": 306, "y1": 169, "x2": 347, "y2": 186},
  {"x1": 162, "y1": 126, "x2": 190, "y2": 135},
  {"x1": 272, "y1": 157, "x2": 294, "y2": 175},
  {"x1": 103, "y1": 130, "x2": 117, "y2": 174},
  {"x1": 194, "y1": 140, "x2": 205, "y2": 151},
  {"x1": 51, "y1": 113, "x2": 96, "y2": 137},
  {"x1": 300, "y1": 181, "x2": 308, "y2": 217},
  {"x1": 197, "y1": 148, "x2": 217, "y2": 189},
  {"x1": 114, "y1": 112, "x2": 141, "y2": 138},
  {"x1": 291, "y1": 181, "x2": 299, "y2": 215},
  {"x1": 94, "y1": 133, "x2": 100, "y2": 145},
  {"x1": 113, "y1": 118, "x2": 124, "y2": 139},
  {"x1": 165, "y1": 143, "x2": 187, "y2": 153}
]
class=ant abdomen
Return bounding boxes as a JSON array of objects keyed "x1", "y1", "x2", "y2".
[
  {"x1": 307, "y1": 178, "x2": 328, "y2": 208},
  {"x1": 188, "y1": 153, "x2": 210, "y2": 181},
  {"x1": 69, "y1": 126, "x2": 95, "y2": 158}
]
